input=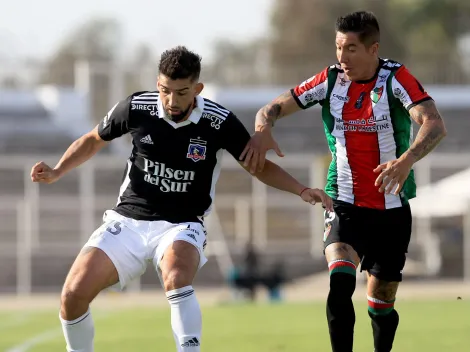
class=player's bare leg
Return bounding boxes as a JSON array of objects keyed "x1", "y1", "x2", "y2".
[
  {"x1": 60, "y1": 246, "x2": 119, "y2": 352},
  {"x1": 366, "y1": 274, "x2": 400, "y2": 352},
  {"x1": 160, "y1": 240, "x2": 201, "y2": 351},
  {"x1": 325, "y1": 242, "x2": 361, "y2": 352}
]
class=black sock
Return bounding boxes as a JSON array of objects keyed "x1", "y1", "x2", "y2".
[
  {"x1": 326, "y1": 263, "x2": 357, "y2": 352},
  {"x1": 368, "y1": 300, "x2": 399, "y2": 352}
]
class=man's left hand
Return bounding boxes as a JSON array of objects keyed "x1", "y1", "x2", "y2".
[
  {"x1": 373, "y1": 154, "x2": 416, "y2": 195},
  {"x1": 300, "y1": 188, "x2": 334, "y2": 212}
]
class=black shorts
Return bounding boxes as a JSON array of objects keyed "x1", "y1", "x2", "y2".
[{"x1": 323, "y1": 200, "x2": 412, "y2": 282}]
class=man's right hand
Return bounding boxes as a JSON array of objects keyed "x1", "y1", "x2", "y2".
[
  {"x1": 240, "y1": 127, "x2": 285, "y2": 174},
  {"x1": 31, "y1": 161, "x2": 61, "y2": 184}
]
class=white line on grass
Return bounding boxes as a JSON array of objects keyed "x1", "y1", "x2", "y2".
[
  {"x1": 6, "y1": 328, "x2": 63, "y2": 352},
  {"x1": 5, "y1": 312, "x2": 111, "y2": 352}
]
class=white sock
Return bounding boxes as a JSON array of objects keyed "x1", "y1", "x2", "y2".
[
  {"x1": 59, "y1": 308, "x2": 94, "y2": 352},
  {"x1": 166, "y1": 285, "x2": 202, "y2": 351}
]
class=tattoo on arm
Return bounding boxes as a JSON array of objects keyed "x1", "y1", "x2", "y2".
[
  {"x1": 409, "y1": 100, "x2": 442, "y2": 124},
  {"x1": 409, "y1": 126, "x2": 444, "y2": 161},
  {"x1": 255, "y1": 91, "x2": 295, "y2": 128},
  {"x1": 408, "y1": 100, "x2": 447, "y2": 161},
  {"x1": 266, "y1": 104, "x2": 282, "y2": 124}
]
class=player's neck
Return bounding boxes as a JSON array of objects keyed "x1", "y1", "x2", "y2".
[{"x1": 355, "y1": 58, "x2": 381, "y2": 83}]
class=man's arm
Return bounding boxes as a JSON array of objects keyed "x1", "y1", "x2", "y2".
[
  {"x1": 31, "y1": 97, "x2": 132, "y2": 184},
  {"x1": 56, "y1": 96, "x2": 132, "y2": 178},
  {"x1": 54, "y1": 126, "x2": 108, "y2": 178},
  {"x1": 220, "y1": 112, "x2": 332, "y2": 208},
  {"x1": 405, "y1": 100, "x2": 447, "y2": 163},
  {"x1": 238, "y1": 160, "x2": 333, "y2": 210},
  {"x1": 239, "y1": 159, "x2": 305, "y2": 195},
  {"x1": 255, "y1": 67, "x2": 330, "y2": 131},
  {"x1": 374, "y1": 100, "x2": 447, "y2": 194},
  {"x1": 391, "y1": 65, "x2": 447, "y2": 162},
  {"x1": 374, "y1": 67, "x2": 447, "y2": 194},
  {"x1": 244, "y1": 68, "x2": 330, "y2": 172},
  {"x1": 31, "y1": 126, "x2": 110, "y2": 184},
  {"x1": 255, "y1": 91, "x2": 303, "y2": 131}
]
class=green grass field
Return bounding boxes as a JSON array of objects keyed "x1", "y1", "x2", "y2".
[{"x1": 1, "y1": 300, "x2": 469, "y2": 351}]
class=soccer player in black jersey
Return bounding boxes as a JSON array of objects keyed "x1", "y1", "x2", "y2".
[{"x1": 31, "y1": 46, "x2": 333, "y2": 352}]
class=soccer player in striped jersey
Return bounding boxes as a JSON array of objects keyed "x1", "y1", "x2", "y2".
[
  {"x1": 241, "y1": 11, "x2": 447, "y2": 352},
  {"x1": 30, "y1": 46, "x2": 332, "y2": 352}
]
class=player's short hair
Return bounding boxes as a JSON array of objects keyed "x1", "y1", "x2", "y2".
[
  {"x1": 158, "y1": 46, "x2": 202, "y2": 82},
  {"x1": 335, "y1": 11, "x2": 380, "y2": 47}
]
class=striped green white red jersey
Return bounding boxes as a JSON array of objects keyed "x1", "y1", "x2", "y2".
[{"x1": 291, "y1": 59, "x2": 433, "y2": 210}]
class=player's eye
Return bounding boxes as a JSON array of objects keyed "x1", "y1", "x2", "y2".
[{"x1": 178, "y1": 92, "x2": 187, "y2": 96}]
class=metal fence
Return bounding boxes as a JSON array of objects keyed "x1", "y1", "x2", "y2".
[{"x1": 0, "y1": 152, "x2": 469, "y2": 294}]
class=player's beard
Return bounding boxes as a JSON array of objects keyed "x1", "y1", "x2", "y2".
[{"x1": 165, "y1": 104, "x2": 192, "y2": 123}]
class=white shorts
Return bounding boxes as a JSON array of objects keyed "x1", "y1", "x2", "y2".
[{"x1": 84, "y1": 210, "x2": 208, "y2": 290}]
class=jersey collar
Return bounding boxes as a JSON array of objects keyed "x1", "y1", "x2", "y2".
[
  {"x1": 157, "y1": 95, "x2": 205, "y2": 127},
  {"x1": 355, "y1": 58, "x2": 385, "y2": 84}
]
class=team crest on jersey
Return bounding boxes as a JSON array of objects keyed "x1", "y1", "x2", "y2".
[
  {"x1": 370, "y1": 86, "x2": 384, "y2": 103},
  {"x1": 187, "y1": 138, "x2": 207, "y2": 162}
]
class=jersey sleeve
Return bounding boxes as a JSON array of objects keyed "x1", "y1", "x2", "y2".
[
  {"x1": 291, "y1": 67, "x2": 329, "y2": 109},
  {"x1": 220, "y1": 113, "x2": 251, "y2": 161},
  {"x1": 97, "y1": 95, "x2": 132, "y2": 141},
  {"x1": 391, "y1": 66, "x2": 433, "y2": 110}
]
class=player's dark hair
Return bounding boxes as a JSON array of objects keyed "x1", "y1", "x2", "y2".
[
  {"x1": 158, "y1": 46, "x2": 202, "y2": 82},
  {"x1": 335, "y1": 11, "x2": 380, "y2": 47}
]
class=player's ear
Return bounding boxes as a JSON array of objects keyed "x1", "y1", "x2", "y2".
[
  {"x1": 370, "y1": 42, "x2": 379, "y2": 56},
  {"x1": 195, "y1": 82, "x2": 204, "y2": 95}
]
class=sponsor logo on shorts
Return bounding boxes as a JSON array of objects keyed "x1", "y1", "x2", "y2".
[
  {"x1": 179, "y1": 225, "x2": 200, "y2": 236},
  {"x1": 324, "y1": 223, "x2": 332, "y2": 242},
  {"x1": 323, "y1": 211, "x2": 336, "y2": 241}
]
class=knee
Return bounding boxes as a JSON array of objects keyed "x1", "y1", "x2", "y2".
[
  {"x1": 60, "y1": 285, "x2": 92, "y2": 320},
  {"x1": 160, "y1": 241, "x2": 199, "y2": 291},
  {"x1": 367, "y1": 276, "x2": 398, "y2": 302},
  {"x1": 163, "y1": 266, "x2": 193, "y2": 292}
]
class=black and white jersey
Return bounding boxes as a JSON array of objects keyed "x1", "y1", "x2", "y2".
[{"x1": 97, "y1": 91, "x2": 250, "y2": 223}]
